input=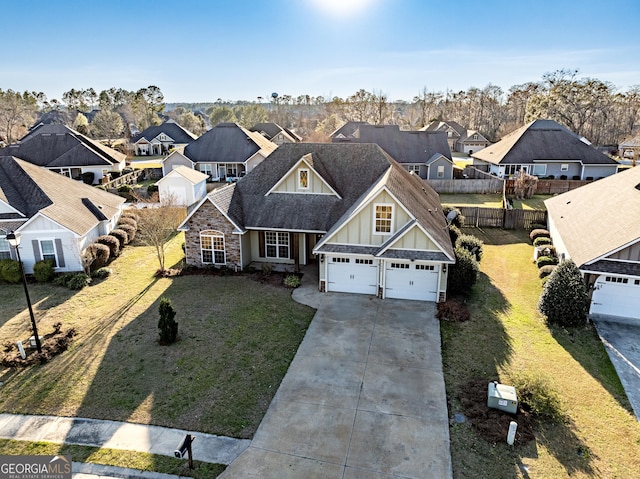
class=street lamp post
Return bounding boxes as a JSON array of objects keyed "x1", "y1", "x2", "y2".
[{"x1": 6, "y1": 231, "x2": 42, "y2": 354}]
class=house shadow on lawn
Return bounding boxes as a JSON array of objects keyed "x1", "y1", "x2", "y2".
[
  {"x1": 73, "y1": 273, "x2": 313, "y2": 469},
  {"x1": 549, "y1": 322, "x2": 634, "y2": 416},
  {"x1": 445, "y1": 271, "x2": 596, "y2": 477}
]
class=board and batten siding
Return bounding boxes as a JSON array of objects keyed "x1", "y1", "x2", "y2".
[
  {"x1": 392, "y1": 226, "x2": 438, "y2": 250},
  {"x1": 330, "y1": 191, "x2": 411, "y2": 246},
  {"x1": 272, "y1": 168, "x2": 335, "y2": 194},
  {"x1": 608, "y1": 241, "x2": 640, "y2": 262}
]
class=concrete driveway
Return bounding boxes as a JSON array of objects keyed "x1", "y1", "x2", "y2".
[
  {"x1": 219, "y1": 293, "x2": 452, "y2": 478},
  {"x1": 591, "y1": 315, "x2": 640, "y2": 420}
]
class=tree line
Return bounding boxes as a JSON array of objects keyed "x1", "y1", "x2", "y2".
[{"x1": 1, "y1": 69, "x2": 638, "y2": 147}]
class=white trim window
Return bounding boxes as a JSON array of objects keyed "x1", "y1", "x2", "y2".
[
  {"x1": 374, "y1": 204, "x2": 394, "y2": 234},
  {"x1": 199, "y1": 164, "x2": 213, "y2": 177},
  {"x1": 407, "y1": 165, "x2": 420, "y2": 174},
  {"x1": 298, "y1": 168, "x2": 309, "y2": 189},
  {"x1": 532, "y1": 164, "x2": 547, "y2": 176},
  {"x1": 266, "y1": 231, "x2": 289, "y2": 258},
  {"x1": 40, "y1": 239, "x2": 58, "y2": 266},
  {"x1": 437, "y1": 165, "x2": 445, "y2": 178},
  {"x1": 201, "y1": 230, "x2": 226, "y2": 264},
  {"x1": 0, "y1": 236, "x2": 10, "y2": 260},
  {"x1": 560, "y1": 164, "x2": 569, "y2": 172}
]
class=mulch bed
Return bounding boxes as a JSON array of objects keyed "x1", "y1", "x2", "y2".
[
  {"x1": 167, "y1": 265, "x2": 301, "y2": 289},
  {"x1": 1, "y1": 323, "x2": 77, "y2": 367},
  {"x1": 457, "y1": 378, "x2": 537, "y2": 445}
]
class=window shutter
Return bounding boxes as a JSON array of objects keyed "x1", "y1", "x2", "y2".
[
  {"x1": 32, "y1": 240, "x2": 42, "y2": 262},
  {"x1": 55, "y1": 238, "x2": 65, "y2": 267},
  {"x1": 258, "y1": 231, "x2": 265, "y2": 257}
]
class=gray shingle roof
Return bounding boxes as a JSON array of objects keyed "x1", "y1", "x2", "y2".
[
  {"x1": 545, "y1": 166, "x2": 640, "y2": 268},
  {"x1": 472, "y1": 119, "x2": 617, "y2": 166},
  {"x1": 1, "y1": 124, "x2": 125, "y2": 168},
  {"x1": 184, "y1": 123, "x2": 277, "y2": 164},
  {"x1": 330, "y1": 121, "x2": 369, "y2": 139},
  {"x1": 201, "y1": 143, "x2": 453, "y2": 259},
  {"x1": 131, "y1": 119, "x2": 198, "y2": 144},
  {"x1": 333, "y1": 124, "x2": 452, "y2": 163},
  {"x1": 249, "y1": 123, "x2": 301, "y2": 142},
  {"x1": 0, "y1": 156, "x2": 125, "y2": 236}
]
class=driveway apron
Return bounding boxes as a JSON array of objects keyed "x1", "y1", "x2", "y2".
[{"x1": 219, "y1": 294, "x2": 453, "y2": 478}]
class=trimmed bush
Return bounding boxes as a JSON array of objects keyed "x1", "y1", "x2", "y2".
[
  {"x1": 536, "y1": 245, "x2": 557, "y2": 258},
  {"x1": 536, "y1": 256, "x2": 559, "y2": 268},
  {"x1": 118, "y1": 216, "x2": 138, "y2": 229},
  {"x1": 538, "y1": 260, "x2": 589, "y2": 327},
  {"x1": 0, "y1": 259, "x2": 22, "y2": 284},
  {"x1": 53, "y1": 272, "x2": 76, "y2": 287},
  {"x1": 284, "y1": 274, "x2": 301, "y2": 288},
  {"x1": 87, "y1": 243, "x2": 111, "y2": 269},
  {"x1": 120, "y1": 210, "x2": 140, "y2": 222},
  {"x1": 66, "y1": 273, "x2": 91, "y2": 290},
  {"x1": 158, "y1": 297, "x2": 178, "y2": 345},
  {"x1": 533, "y1": 236, "x2": 552, "y2": 247},
  {"x1": 447, "y1": 247, "x2": 479, "y2": 296},
  {"x1": 33, "y1": 259, "x2": 55, "y2": 282},
  {"x1": 510, "y1": 372, "x2": 565, "y2": 424},
  {"x1": 538, "y1": 265, "x2": 556, "y2": 279},
  {"x1": 118, "y1": 224, "x2": 136, "y2": 243},
  {"x1": 109, "y1": 229, "x2": 128, "y2": 248},
  {"x1": 91, "y1": 267, "x2": 111, "y2": 279},
  {"x1": 96, "y1": 235, "x2": 120, "y2": 259},
  {"x1": 81, "y1": 171, "x2": 95, "y2": 185},
  {"x1": 529, "y1": 229, "x2": 550, "y2": 242},
  {"x1": 529, "y1": 223, "x2": 547, "y2": 231},
  {"x1": 456, "y1": 234, "x2": 484, "y2": 262},
  {"x1": 448, "y1": 224, "x2": 462, "y2": 245},
  {"x1": 443, "y1": 206, "x2": 465, "y2": 228}
]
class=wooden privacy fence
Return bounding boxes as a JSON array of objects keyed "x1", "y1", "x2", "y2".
[
  {"x1": 456, "y1": 206, "x2": 547, "y2": 229},
  {"x1": 505, "y1": 178, "x2": 590, "y2": 195},
  {"x1": 426, "y1": 178, "x2": 504, "y2": 194}
]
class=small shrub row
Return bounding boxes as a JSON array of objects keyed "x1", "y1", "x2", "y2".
[
  {"x1": 536, "y1": 256, "x2": 558, "y2": 268},
  {"x1": 0, "y1": 259, "x2": 21, "y2": 284},
  {"x1": 33, "y1": 259, "x2": 55, "y2": 282},
  {"x1": 53, "y1": 272, "x2": 92, "y2": 290},
  {"x1": 529, "y1": 229, "x2": 550, "y2": 242},
  {"x1": 538, "y1": 264, "x2": 556, "y2": 279},
  {"x1": 456, "y1": 234, "x2": 484, "y2": 262},
  {"x1": 533, "y1": 236, "x2": 552, "y2": 247}
]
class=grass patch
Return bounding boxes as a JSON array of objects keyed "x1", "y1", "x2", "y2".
[
  {"x1": 440, "y1": 193, "x2": 503, "y2": 208},
  {"x1": 443, "y1": 228, "x2": 640, "y2": 478},
  {"x1": 0, "y1": 439, "x2": 225, "y2": 478},
  {"x1": 0, "y1": 234, "x2": 315, "y2": 439}
]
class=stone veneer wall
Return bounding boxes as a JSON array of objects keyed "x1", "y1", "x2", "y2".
[{"x1": 183, "y1": 201, "x2": 242, "y2": 269}]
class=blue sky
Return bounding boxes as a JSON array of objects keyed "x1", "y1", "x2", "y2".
[{"x1": 4, "y1": 0, "x2": 640, "y2": 103}]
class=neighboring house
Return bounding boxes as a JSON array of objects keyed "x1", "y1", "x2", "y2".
[
  {"x1": 156, "y1": 166, "x2": 208, "y2": 206},
  {"x1": 131, "y1": 119, "x2": 198, "y2": 156},
  {"x1": 178, "y1": 143, "x2": 455, "y2": 302},
  {"x1": 0, "y1": 156, "x2": 125, "y2": 273},
  {"x1": 161, "y1": 150, "x2": 195, "y2": 177},
  {"x1": 329, "y1": 121, "x2": 369, "y2": 140},
  {"x1": 333, "y1": 124, "x2": 454, "y2": 180},
  {"x1": 471, "y1": 119, "x2": 619, "y2": 180},
  {"x1": 545, "y1": 166, "x2": 640, "y2": 320},
  {"x1": 423, "y1": 120, "x2": 491, "y2": 155},
  {"x1": 619, "y1": 136, "x2": 640, "y2": 164},
  {"x1": 184, "y1": 122, "x2": 278, "y2": 181},
  {"x1": 249, "y1": 123, "x2": 301, "y2": 145},
  {"x1": 0, "y1": 124, "x2": 126, "y2": 184}
]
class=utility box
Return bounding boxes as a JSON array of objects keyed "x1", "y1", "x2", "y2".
[{"x1": 487, "y1": 382, "x2": 518, "y2": 414}]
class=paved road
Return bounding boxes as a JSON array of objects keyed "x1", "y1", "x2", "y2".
[{"x1": 219, "y1": 293, "x2": 453, "y2": 478}]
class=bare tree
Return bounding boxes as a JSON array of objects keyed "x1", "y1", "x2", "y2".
[
  {"x1": 136, "y1": 194, "x2": 186, "y2": 273},
  {"x1": 91, "y1": 109, "x2": 124, "y2": 146}
]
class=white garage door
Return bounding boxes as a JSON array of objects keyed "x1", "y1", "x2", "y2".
[
  {"x1": 385, "y1": 262, "x2": 439, "y2": 302},
  {"x1": 591, "y1": 275, "x2": 640, "y2": 319},
  {"x1": 327, "y1": 257, "x2": 378, "y2": 295}
]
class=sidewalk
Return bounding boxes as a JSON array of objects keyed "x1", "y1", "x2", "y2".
[{"x1": 0, "y1": 413, "x2": 249, "y2": 467}]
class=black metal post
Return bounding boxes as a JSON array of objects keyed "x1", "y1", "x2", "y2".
[{"x1": 13, "y1": 242, "x2": 42, "y2": 353}]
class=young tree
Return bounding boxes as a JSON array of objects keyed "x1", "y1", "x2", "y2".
[
  {"x1": 209, "y1": 106, "x2": 237, "y2": 126},
  {"x1": 136, "y1": 195, "x2": 185, "y2": 273},
  {"x1": 538, "y1": 260, "x2": 589, "y2": 327},
  {"x1": 177, "y1": 111, "x2": 206, "y2": 136},
  {"x1": 236, "y1": 104, "x2": 268, "y2": 128},
  {"x1": 158, "y1": 296, "x2": 178, "y2": 345},
  {"x1": 0, "y1": 89, "x2": 38, "y2": 143},
  {"x1": 74, "y1": 112, "x2": 90, "y2": 135}
]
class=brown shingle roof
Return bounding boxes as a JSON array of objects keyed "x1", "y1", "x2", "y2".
[{"x1": 0, "y1": 156, "x2": 125, "y2": 236}]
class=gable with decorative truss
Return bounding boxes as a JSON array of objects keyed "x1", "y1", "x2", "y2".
[{"x1": 266, "y1": 153, "x2": 341, "y2": 197}]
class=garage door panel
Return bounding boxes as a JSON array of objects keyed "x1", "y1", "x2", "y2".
[
  {"x1": 590, "y1": 276, "x2": 640, "y2": 319},
  {"x1": 385, "y1": 262, "x2": 439, "y2": 302},
  {"x1": 327, "y1": 257, "x2": 378, "y2": 295}
]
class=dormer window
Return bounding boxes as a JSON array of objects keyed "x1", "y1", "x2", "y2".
[
  {"x1": 298, "y1": 169, "x2": 309, "y2": 189},
  {"x1": 374, "y1": 204, "x2": 393, "y2": 234}
]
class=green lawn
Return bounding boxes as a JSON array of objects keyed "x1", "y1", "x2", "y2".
[
  {"x1": 0, "y1": 234, "x2": 315, "y2": 442},
  {"x1": 440, "y1": 194, "x2": 551, "y2": 210},
  {"x1": 442, "y1": 228, "x2": 640, "y2": 478}
]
